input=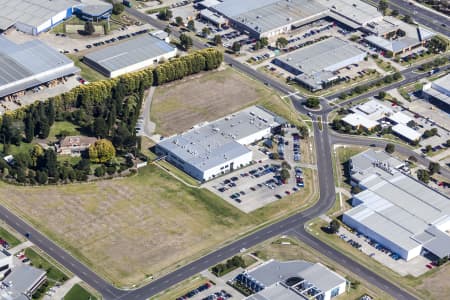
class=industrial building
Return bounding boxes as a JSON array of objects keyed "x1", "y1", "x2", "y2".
[
  {"x1": 364, "y1": 17, "x2": 435, "y2": 55},
  {"x1": 0, "y1": 264, "x2": 47, "y2": 300},
  {"x1": 74, "y1": 0, "x2": 113, "y2": 22},
  {"x1": 0, "y1": 37, "x2": 80, "y2": 100},
  {"x1": 83, "y1": 34, "x2": 177, "y2": 78},
  {"x1": 155, "y1": 106, "x2": 284, "y2": 181},
  {"x1": 273, "y1": 37, "x2": 366, "y2": 91},
  {"x1": 0, "y1": 0, "x2": 77, "y2": 35},
  {"x1": 235, "y1": 260, "x2": 347, "y2": 300},
  {"x1": 422, "y1": 74, "x2": 450, "y2": 113},
  {"x1": 0, "y1": 249, "x2": 13, "y2": 279},
  {"x1": 210, "y1": 0, "x2": 328, "y2": 39},
  {"x1": 343, "y1": 150, "x2": 450, "y2": 261}
]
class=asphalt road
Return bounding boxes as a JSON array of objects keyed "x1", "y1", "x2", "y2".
[
  {"x1": 372, "y1": 0, "x2": 450, "y2": 37},
  {"x1": 0, "y1": 4, "x2": 444, "y2": 300}
]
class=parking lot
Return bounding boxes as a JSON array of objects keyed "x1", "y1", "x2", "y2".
[
  {"x1": 204, "y1": 129, "x2": 307, "y2": 213},
  {"x1": 336, "y1": 227, "x2": 430, "y2": 277}
]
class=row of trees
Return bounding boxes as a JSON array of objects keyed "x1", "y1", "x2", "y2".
[
  {"x1": 212, "y1": 256, "x2": 246, "y2": 276},
  {"x1": 153, "y1": 48, "x2": 223, "y2": 85}
]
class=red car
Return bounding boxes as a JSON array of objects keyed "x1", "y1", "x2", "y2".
[{"x1": 285, "y1": 190, "x2": 291, "y2": 195}]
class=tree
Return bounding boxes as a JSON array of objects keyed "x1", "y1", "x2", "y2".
[
  {"x1": 232, "y1": 41, "x2": 241, "y2": 53},
  {"x1": 305, "y1": 97, "x2": 320, "y2": 109},
  {"x1": 429, "y1": 162, "x2": 440, "y2": 175},
  {"x1": 403, "y1": 15, "x2": 413, "y2": 24},
  {"x1": 329, "y1": 220, "x2": 340, "y2": 234},
  {"x1": 407, "y1": 120, "x2": 416, "y2": 128},
  {"x1": 259, "y1": 37, "x2": 269, "y2": 48},
  {"x1": 24, "y1": 112, "x2": 35, "y2": 143},
  {"x1": 175, "y1": 16, "x2": 184, "y2": 27},
  {"x1": 84, "y1": 22, "x2": 95, "y2": 35},
  {"x1": 202, "y1": 27, "x2": 211, "y2": 37},
  {"x1": 164, "y1": 26, "x2": 171, "y2": 35},
  {"x1": 446, "y1": 139, "x2": 450, "y2": 147},
  {"x1": 276, "y1": 37, "x2": 288, "y2": 49},
  {"x1": 254, "y1": 41, "x2": 261, "y2": 50},
  {"x1": 157, "y1": 8, "x2": 172, "y2": 21},
  {"x1": 378, "y1": 91, "x2": 386, "y2": 99},
  {"x1": 179, "y1": 33, "x2": 193, "y2": 50},
  {"x1": 385, "y1": 143, "x2": 395, "y2": 154},
  {"x1": 89, "y1": 139, "x2": 116, "y2": 163},
  {"x1": 94, "y1": 165, "x2": 106, "y2": 177},
  {"x1": 112, "y1": 3, "x2": 125, "y2": 15},
  {"x1": 378, "y1": 0, "x2": 389, "y2": 15},
  {"x1": 393, "y1": 72, "x2": 402, "y2": 81},
  {"x1": 417, "y1": 169, "x2": 430, "y2": 183},
  {"x1": 187, "y1": 20, "x2": 195, "y2": 31},
  {"x1": 280, "y1": 168, "x2": 290, "y2": 183},
  {"x1": 391, "y1": 9, "x2": 399, "y2": 16},
  {"x1": 213, "y1": 34, "x2": 222, "y2": 46}
]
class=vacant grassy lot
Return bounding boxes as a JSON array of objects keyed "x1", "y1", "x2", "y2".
[
  {"x1": 151, "y1": 67, "x2": 297, "y2": 136},
  {"x1": 0, "y1": 164, "x2": 317, "y2": 287},
  {"x1": 239, "y1": 236, "x2": 389, "y2": 300},
  {"x1": 64, "y1": 284, "x2": 98, "y2": 300},
  {"x1": 25, "y1": 247, "x2": 69, "y2": 282}
]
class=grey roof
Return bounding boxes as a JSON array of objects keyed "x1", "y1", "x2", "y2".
[
  {"x1": 423, "y1": 226, "x2": 450, "y2": 259},
  {"x1": 0, "y1": 37, "x2": 79, "y2": 98},
  {"x1": 246, "y1": 284, "x2": 302, "y2": 300},
  {"x1": 432, "y1": 74, "x2": 450, "y2": 94},
  {"x1": 317, "y1": 0, "x2": 381, "y2": 26},
  {"x1": 3, "y1": 264, "x2": 46, "y2": 295},
  {"x1": 0, "y1": 0, "x2": 77, "y2": 29},
  {"x1": 246, "y1": 260, "x2": 346, "y2": 292},
  {"x1": 345, "y1": 150, "x2": 450, "y2": 253},
  {"x1": 212, "y1": 0, "x2": 327, "y2": 34},
  {"x1": 350, "y1": 149, "x2": 404, "y2": 179},
  {"x1": 158, "y1": 106, "x2": 280, "y2": 172},
  {"x1": 275, "y1": 37, "x2": 365, "y2": 89},
  {"x1": 76, "y1": 0, "x2": 113, "y2": 16},
  {"x1": 83, "y1": 34, "x2": 176, "y2": 74}
]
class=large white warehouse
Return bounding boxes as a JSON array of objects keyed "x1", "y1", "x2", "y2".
[
  {"x1": 156, "y1": 106, "x2": 284, "y2": 181},
  {"x1": 83, "y1": 34, "x2": 177, "y2": 78},
  {"x1": 0, "y1": 0, "x2": 78, "y2": 35},
  {"x1": 343, "y1": 150, "x2": 450, "y2": 261}
]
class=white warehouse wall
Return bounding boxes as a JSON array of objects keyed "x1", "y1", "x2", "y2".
[
  {"x1": 202, "y1": 151, "x2": 253, "y2": 181},
  {"x1": 237, "y1": 128, "x2": 272, "y2": 145},
  {"x1": 109, "y1": 49, "x2": 177, "y2": 78},
  {"x1": 324, "y1": 53, "x2": 366, "y2": 73}
]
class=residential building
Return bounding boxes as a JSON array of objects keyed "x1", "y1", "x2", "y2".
[
  {"x1": 83, "y1": 34, "x2": 177, "y2": 78},
  {"x1": 156, "y1": 106, "x2": 284, "y2": 181},
  {"x1": 235, "y1": 259, "x2": 347, "y2": 300},
  {"x1": 274, "y1": 38, "x2": 366, "y2": 91},
  {"x1": 58, "y1": 136, "x2": 97, "y2": 156},
  {"x1": 0, "y1": 37, "x2": 79, "y2": 100},
  {"x1": 343, "y1": 149, "x2": 450, "y2": 261},
  {"x1": 422, "y1": 74, "x2": 450, "y2": 113}
]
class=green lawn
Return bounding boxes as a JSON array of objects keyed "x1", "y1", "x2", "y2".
[
  {"x1": 66, "y1": 54, "x2": 107, "y2": 82},
  {"x1": 64, "y1": 284, "x2": 97, "y2": 300},
  {"x1": 25, "y1": 248, "x2": 69, "y2": 283},
  {"x1": 0, "y1": 142, "x2": 34, "y2": 157},
  {"x1": 48, "y1": 121, "x2": 81, "y2": 142},
  {"x1": 0, "y1": 227, "x2": 21, "y2": 247}
]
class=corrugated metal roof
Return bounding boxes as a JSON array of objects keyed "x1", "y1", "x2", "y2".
[
  {"x1": 0, "y1": 37, "x2": 79, "y2": 98},
  {"x1": 83, "y1": 34, "x2": 176, "y2": 73}
]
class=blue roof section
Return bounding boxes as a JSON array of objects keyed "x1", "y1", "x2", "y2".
[{"x1": 83, "y1": 34, "x2": 176, "y2": 73}]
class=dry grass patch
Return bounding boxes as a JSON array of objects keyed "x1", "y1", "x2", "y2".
[
  {"x1": 0, "y1": 165, "x2": 317, "y2": 287},
  {"x1": 151, "y1": 68, "x2": 286, "y2": 136}
]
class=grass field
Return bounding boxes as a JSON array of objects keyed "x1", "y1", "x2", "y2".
[
  {"x1": 64, "y1": 284, "x2": 98, "y2": 300},
  {"x1": 0, "y1": 164, "x2": 317, "y2": 287},
  {"x1": 48, "y1": 121, "x2": 81, "y2": 142},
  {"x1": 0, "y1": 226, "x2": 21, "y2": 247},
  {"x1": 151, "y1": 67, "x2": 300, "y2": 136},
  {"x1": 244, "y1": 236, "x2": 390, "y2": 300},
  {"x1": 308, "y1": 219, "x2": 450, "y2": 300}
]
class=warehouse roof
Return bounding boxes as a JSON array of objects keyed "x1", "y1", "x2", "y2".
[
  {"x1": 342, "y1": 113, "x2": 378, "y2": 129},
  {"x1": 276, "y1": 38, "x2": 365, "y2": 76},
  {"x1": 83, "y1": 34, "x2": 176, "y2": 74},
  {"x1": 350, "y1": 149, "x2": 404, "y2": 176},
  {"x1": 388, "y1": 111, "x2": 412, "y2": 125},
  {"x1": 158, "y1": 106, "x2": 283, "y2": 172},
  {"x1": 431, "y1": 73, "x2": 450, "y2": 93},
  {"x1": 212, "y1": 0, "x2": 327, "y2": 34},
  {"x1": 345, "y1": 150, "x2": 450, "y2": 253},
  {"x1": 318, "y1": 0, "x2": 381, "y2": 26},
  {"x1": 0, "y1": 0, "x2": 77, "y2": 30},
  {"x1": 392, "y1": 123, "x2": 421, "y2": 141},
  {"x1": 352, "y1": 99, "x2": 393, "y2": 118},
  {"x1": 3, "y1": 264, "x2": 46, "y2": 297},
  {"x1": 0, "y1": 37, "x2": 79, "y2": 98},
  {"x1": 246, "y1": 260, "x2": 346, "y2": 293}
]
